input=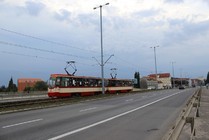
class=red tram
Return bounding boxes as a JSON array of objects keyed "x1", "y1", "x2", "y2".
[{"x1": 48, "y1": 74, "x2": 133, "y2": 97}]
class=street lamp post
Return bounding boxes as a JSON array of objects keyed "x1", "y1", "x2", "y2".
[
  {"x1": 180, "y1": 69, "x2": 183, "y2": 86},
  {"x1": 171, "y1": 61, "x2": 176, "y2": 88},
  {"x1": 151, "y1": 46, "x2": 159, "y2": 89},
  {"x1": 94, "y1": 3, "x2": 109, "y2": 95}
]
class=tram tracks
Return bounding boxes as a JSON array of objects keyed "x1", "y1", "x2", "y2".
[{"x1": 0, "y1": 98, "x2": 69, "y2": 113}]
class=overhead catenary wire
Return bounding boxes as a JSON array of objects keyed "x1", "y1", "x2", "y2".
[
  {"x1": 1, "y1": 50, "x2": 150, "y2": 78},
  {"x1": 1, "y1": 51, "x2": 65, "y2": 62},
  {"x1": 0, "y1": 27, "x2": 142, "y2": 68},
  {"x1": 0, "y1": 28, "x2": 152, "y2": 75},
  {"x1": 0, "y1": 40, "x2": 91, "y2": 60},
  {"x1": 0, "y1": 40, "x2": 152, "y2": 75},
  {"x1": 114, "y1": 56, "x2": 154, "y2": 74},
  {"x1": 0, "y1": 27, "x2": 103, "y2": 54},
  {"x1": 0, "y1": 51, "x2": 96, "y2": 67}
]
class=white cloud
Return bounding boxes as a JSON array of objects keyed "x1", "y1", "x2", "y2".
[
  {"x1": 54, "y1": 9, "x2": 71, "y2": 21},
  {"x1": 164, "y1": 0, "x2": 184, "y2": 3},
  {"x1": 0, "y1": 0, "x2": 209, "y2": 85},
  {"x1": 24, "y1": 1, "x2": 45, "y2": 16}
]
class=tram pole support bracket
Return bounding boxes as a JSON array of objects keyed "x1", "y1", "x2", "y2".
[{"x1": 92, "y1": 54, "x2": 114, "y2": 94}]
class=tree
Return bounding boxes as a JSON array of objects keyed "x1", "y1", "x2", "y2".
[
  {"x1": 207, "y1": 72, "x2": 209, "y2": 84},
  {"x1": 134, "y1": 72, "x2": 140, "y2": 88},
  {"x1": 7, "y1": 77, "x2": 17, "y2": 92},
  {"x1": 24, "y1": 86, "x2": 33, "y2": 93},
  {"x1": 34, "y1": 81, "x2": 48, "y2": 91},
  {"x1": 0, "y1": 85, "x2": 6, "y2": 92}
]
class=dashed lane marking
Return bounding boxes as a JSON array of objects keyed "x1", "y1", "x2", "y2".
[
  {"x1": 79, "y1": 107, "x2": 97, "y2": 112},
  {"x1": 48, "y1": 91, "x2": 184, "y2": 140},
  {"x1": 125, "y1": 99, "x2": 133, "y2": 102},
  {"x1": 2, "y1": 118, "x2": 43, "y2": 129}
]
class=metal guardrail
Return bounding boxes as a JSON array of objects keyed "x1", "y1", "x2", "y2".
[{"x1": 163, "y1": 88, "x2": 201, "y2": 140}]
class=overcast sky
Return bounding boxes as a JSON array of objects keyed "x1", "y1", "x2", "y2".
[{"x1": 0, "y1": 0, "x2": 209, "y2": 85}]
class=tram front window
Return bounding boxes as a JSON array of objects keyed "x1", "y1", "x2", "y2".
[{"x1": 48, "y1": 77, "x2": 56, "y2": 88}]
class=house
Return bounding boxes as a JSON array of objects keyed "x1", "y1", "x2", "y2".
[
  {"x1": 140, "y1": 76, "x2": 158, "y2": 89},
  {"x1": 148, "y1": 73, "x2": 172, "y2": 89}
]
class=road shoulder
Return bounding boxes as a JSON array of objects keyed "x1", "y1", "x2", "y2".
[{"x1": 194, "y1": 88, "x2": 209, "y2": 140}]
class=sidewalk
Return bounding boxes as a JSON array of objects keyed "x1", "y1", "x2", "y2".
[
  {"x1": 179, "y1": 87, "x2": 209, "y2": 140},
  {"x1": 194, "y1": 87, "x2": 209, "y2": 140}
]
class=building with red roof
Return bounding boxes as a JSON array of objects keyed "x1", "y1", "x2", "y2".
[{"x1": 17, "y1": 78, "x2": 43, "y2": 92}]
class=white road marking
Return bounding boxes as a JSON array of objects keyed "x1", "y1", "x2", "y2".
[
  {"x1": 2, "y1": 118, "x2": 43, "y2": 129},
  {"x1": 79, "y1": 107, "x2": 97, "y2": 112},
  {"x1": 142, "y1": 96, "x2": 147, "y2": 98},
  {"x1": 48, "y1": 91, "x2": 184, "y2": 140},
  {"x1": 125, "y1": 99, "x2": 133, "y2": 102}
]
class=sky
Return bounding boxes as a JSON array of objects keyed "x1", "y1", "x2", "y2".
[{"x1": 0, "y1": 0, "x2": 209, "y2": 86}]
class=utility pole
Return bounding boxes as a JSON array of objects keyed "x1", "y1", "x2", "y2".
[
  {"x1": 151, "y1": 46, "x2": 159, "y2": 89},
  {"x1": 93, "y1": 3, "x2": 109, "y2": 94},
  {"x1": 171, "y1": 61, "x2": 176, "y2": 88},
  {"x1": 180, "y1": 69, "x2": 183, "y2": 86}
]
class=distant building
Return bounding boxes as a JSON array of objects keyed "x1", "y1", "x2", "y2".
[
  {"x1": 17, "y1": 78, "x2": 43, "y2": 92},
  {"x1": 140, "y1": 76, "x2": 158, "y2": 89},
  {"x1": 172, "y1": 77, "x2": 190, "y2": 87},
  {"x1": 148, "y1": 73, "x2": 172, "y2": 89},
  {"x1": 191, "y1": 78, "x2": 204, "y2": 87}
]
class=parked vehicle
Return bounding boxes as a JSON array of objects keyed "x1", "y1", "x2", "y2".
[{"x1": 179, "y1": 86, "x2": 185, "y2": 90}]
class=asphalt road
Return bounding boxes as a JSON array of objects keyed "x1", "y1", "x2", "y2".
[{"x1": 0, "y1": 88, "x2": 197, "y2": 140}]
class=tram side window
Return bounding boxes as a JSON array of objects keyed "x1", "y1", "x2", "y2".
[
  {"x1": 122, "y1": 81, "x2": 125, "y2": 86},
  {"x1": 71, "y1": 78, "x2": 84, "y2": 87},
  {"x1": 89, "y1": 79, "x2": 93, "y2": 86},
  {"x1": 72, "y1": 78, "x2": 76, "y2": 86},
  {"x1": 85, "y1": 79, "x2": 88, "y2": 86},
  {"x1": 127, "y1": 81, "x2": 132, "y2": 86},
  {"x1": 83, "y1": 79, "x2": 88, "y2": 86},
  {"x1": 95, "y1": 80, "x2": 100, "y2": 87},
  {"x1": 60, "y1": 77, "x2": 71, "y2": 87},
  {"x1": 81, "y1": 79, "x2": 86, "y2": 86},
  {"x1": 74, "y1": 78, "x2": 79, "y2": 87},
  {"x1": 77, "y1": 78, "x2": 83, "y2": 86},
  {"x1": 97, "y1": 80, "x2": 101, "y2": 86},
  {"x1": 123, "y1": 81, "x2": 132, "y2": 86},
  {"x1": 55, "y1": 78, "x2": 61, "y2": 86},
  {"x1": 123, "y1": 81, "x2": 127, "y2": 86},
  {"x1": 90, "y1": 79, "x2": 100, "y2": 87},
  {"x1": 108, "y1": 80, "x2": 114, "y2": 86},
  {"x1": 69, "y1": 78, "x2": 73, "y2": 86},
  {"x1": 66, "y1": 78, "x2": 70, "y2": 87},
  {"x1": 104, "y1": 80, "x2": 108, "y2": 86},
  {"x1": 115, "y1": 80, "x2": 120, "y2": 86},
  {"x1": 61, "y1": 78, "x2": 66, "y2": 87}
]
